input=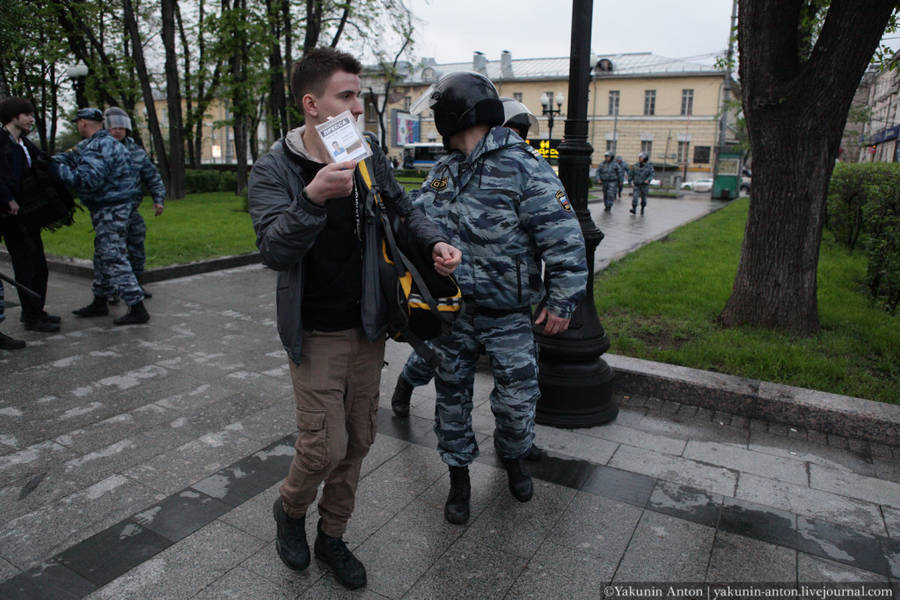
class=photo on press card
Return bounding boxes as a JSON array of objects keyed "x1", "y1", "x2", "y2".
[{"x1": 314, "y1": 110, "x2": 372, "y2": 163}]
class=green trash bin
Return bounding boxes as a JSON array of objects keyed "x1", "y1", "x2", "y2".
[{"x1": 713, "y1": 151, "x2": 742, "y2": 200}]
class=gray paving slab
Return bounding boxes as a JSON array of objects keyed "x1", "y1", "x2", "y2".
[
  {"x1": 748, "y1": 430, "x2": 880, "y2": 478},
  {"x1": 736, "y1": 473, "x2": 887, "y2": 537},
  {"x1": 613, "y1": 510, "x2": 716, "y2": 582},
  {"x1": 0, "y1": 440, "x2": 74, "y2": 488},
  {"x1": 354, "y1": 443, "x2": 447, "y2": 512},
  {"x1": 403, "y1": 537, "x2": 527, "y2": 600},
  {"x1": 216, "y1": 482, "x2": 282, "y2": 542},
  {"x1": 706, "y1": 531, "x2": 796, "y2": 582},
  {"x1": 608, "y1": 444, "x2": 738, "y2": 497},
  {"x1": 883, "y1": 505, "x2": 900, "y2": 538},
  {"x1": 808, "y1": 463, "x2": 900, "y2": 510},
  {"x1": 505, "y1": 540, "x2": 618, "y2": 600},
  {"x1": 575, "y1": 421, "x2": 689, "y2": 456},
  {"x1": 630, "y1": 411, "x2": 751, "y2": 447},
  {"x1": 0, "y1": 557, "x2": 19, "y2": 582},
  {"x1": 797, "y1": 553, "x2": 889, "y2": 583},
  {"x1": 192, "y1": 566, "x2": 297, "y2": 600},
  {"x1": 545, "y1": 490, "x2": 643, "y2": 562},
  {"x1": 683, "y1": 440, "x2": 808, "y2": 485},
  {"x1": 298, "y1": 577, "x2": 393, "y2": 599},
  {"x1": 239, "y1": 536, "x2": 325, "y2": 597},
  {"x1": 85, "y1": 520, "x2": 265, "y2": 600},
  {"x1": 531, "y1": 423, "x2": 619, "y2": 464}
]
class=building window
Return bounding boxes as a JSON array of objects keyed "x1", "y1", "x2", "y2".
[
  {"x1": 606, "y1": 139, "x2": 617, "y2": 153},
  {"x1": 365, "y1": 97, "x2": 378, "y2": 122},
  {"x1": 643, "y1": 90, "x2": 656, "y2": 116},
  {"x1": 681, "y1": 89, "x2": 694, "y2": 116},
  {"x1": 403, "y1": 96, "x2": 411, "y2": 112},
  {"x1": 513, "y1": 92, "x2": 523, "y2": 102},
  {"x1": 641, "y1": 140, "x2": 652, "y2": 157},
  {"x1": 608, "y1": 90, "x2": 620, "y2": 116},
  {"x1": 677, "y1": 141, "x2": 691, "y2": 164}
]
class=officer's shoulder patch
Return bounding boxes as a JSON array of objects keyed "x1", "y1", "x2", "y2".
[
  {"x1": 528, "y1": 146, "x2": 542, "y2": 160},
  {"x1": 430, "y1": 177, "x2": 448, "y2": 191},
  {"x1": 556, "y1": 190, "x2": 572, "y2": 211}
]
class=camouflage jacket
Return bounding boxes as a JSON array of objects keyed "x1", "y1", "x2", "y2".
[
  {"x1": 122, "y1": 137, "x2": 166, "y2": 206},
  {"x1": 418, "y1": 126, "x2": 587, "y2": 319},
  {"x1": 595, "y1": 160, "x2": 621, "y2": 183},
  {"x1": 629, "y1": 161, "x2": 655, "y2": 186},
  {"x1": 53, "y1": 129, "x2": 138, "y2": 210}
]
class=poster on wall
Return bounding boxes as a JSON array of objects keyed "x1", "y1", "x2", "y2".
[{"x1": 392, "y1": 110, "x2": 420, "y2": 147}]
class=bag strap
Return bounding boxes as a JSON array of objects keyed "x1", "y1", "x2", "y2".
[{"x1": 358, "y1": 159, "x2": 453, "y2": 327}]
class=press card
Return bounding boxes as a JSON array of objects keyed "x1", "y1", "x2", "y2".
[{"x1": 314, "y1": 110, "x2": 372, "y2": 163}]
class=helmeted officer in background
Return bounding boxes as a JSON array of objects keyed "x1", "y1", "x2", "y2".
[
  {"x1": 104, "y1": 107, "x2": 166, "y2": 299},
  {"x1": 54, "y1": 108, "x2": 149, "y2": 325},
  {"x1": 410, "y1": 72, "x2": 587, "y2": 525},
  {"x1": 389, "y1": 96, "x2": 547, "y2": 461},
  {"x1": 595, "y1": 150, "x2": 621, "y2": 212},
  {"x1": 629, "y1": 152, "x2": 654, "y2": 215}
]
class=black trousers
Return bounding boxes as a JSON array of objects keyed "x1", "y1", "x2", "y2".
[{"x1": 0, "y1": 218, "x2": 48, "y2": 322}]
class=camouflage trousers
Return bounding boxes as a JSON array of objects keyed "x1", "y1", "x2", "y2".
[
  {"x1": 125, "y1": 201, "x2": 147, "y2": 277},
  {"x1": 432, "y1": 308, "x2": 538, "y2": 467},
  {"x1": 401, "y1": 344, "x2": 436, "y2": 387},
  {"x1": 601, "y1": 179, "x2": 618, "y2": 208},
  {"x1": 0, "y1": 281, "x2": 5, "y2": 323},
  {"x1": 90, "y1": 204, "x2": 144, "y2": 305},
  {"x1": 632, "y1": 183, "x2": 649, "y2": 209}
]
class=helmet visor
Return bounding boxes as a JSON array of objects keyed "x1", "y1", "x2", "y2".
[
  {"x1": 409, "y1": 84, "x2": 438, "y2": 115},
  {"x1": 501, "y1": 99, "x2": 538, "y2": 132},
  {"x1": 105, "y1": 114, "x2": 132, "y2": 130}
]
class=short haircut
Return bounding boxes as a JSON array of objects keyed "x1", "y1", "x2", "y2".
[
  {"x1": 290, "y1": 47, "x2": 362, "y2": 112},
  {"x1": 0, "y1": 97, "x2": 35, "y2": 125}
]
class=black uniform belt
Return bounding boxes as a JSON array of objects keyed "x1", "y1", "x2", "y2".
[{"x1": 465, "y1": 303, "x2": 531, "y2": 318}]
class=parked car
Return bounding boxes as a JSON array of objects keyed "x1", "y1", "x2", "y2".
[
  {"x1": 680, "y1": 178, "x2": 714, "y2": 192},
  {"x1": 649, "y1": 178, "x2": 661, "y2": 187}
]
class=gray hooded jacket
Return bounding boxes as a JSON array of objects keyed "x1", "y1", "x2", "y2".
[{"x1": 248, "y1": 127, "x2": 447, "y2": 364}]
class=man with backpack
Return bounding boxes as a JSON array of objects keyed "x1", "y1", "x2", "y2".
[
  {"x1": 248, "y1": 47, "x2": 460, "y2": 591},
  {"x1": 409, "y1": 72, "x2": 587, "y2": 526}
]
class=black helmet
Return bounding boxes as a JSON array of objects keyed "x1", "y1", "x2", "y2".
[
  {"x1": 500, "y1": 97, "x2": 538, "y2": 139},
  {"x1": 410, "y1": 71, "x2": 504, "y2": 148}
]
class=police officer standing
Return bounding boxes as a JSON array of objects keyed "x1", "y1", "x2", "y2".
[
  {"x1": 595, "y1": 151, "x2": 621, "y2": 212},
  {"x1": 54, "y1": 108, "x2": 149, "y2": 325},
  {"x1": 104, "y1": 107, "x2": 166, "y2": 299},
  {"x1": 410, "y1": 72, "x2": 587, "y2": 525},
  {"x1": 629, "y1": 152, "x2": 654, "y2": 215}
]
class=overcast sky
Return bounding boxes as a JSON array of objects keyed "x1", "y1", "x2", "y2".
[{"x1": 403, "y1": 0, "x2": 900, "y2": 67}]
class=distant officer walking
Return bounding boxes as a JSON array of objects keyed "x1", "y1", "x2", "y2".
[
  {"x1": 410, "y1": 72, "x2": 587, "y2": 525},
  {"x1": 615, "y1": 156, "x2": 627, "y2": 198},
  {"x1": 595, "y1": 151, "x2": 621, "y2": 211},
  {"x1": 104, "y1": 107, "x2": 166, "y2": 299},
  {"x1": 54, "y1": 108, "x2": 149, "y2": 325},
  {"x1": 629, "y1": 152, "x2": 654, "y2": 215}
]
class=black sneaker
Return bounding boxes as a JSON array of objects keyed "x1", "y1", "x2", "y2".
[
  {"x1": 391, "y1": 375, "x2": 414, "y2": 417},
  {"x1": 0, "y1": 332, "x2": 26, "y2": 350},
  {"x1": 445, "y1": 465, "x2": 471, "y2": 525},
  {"x1": 314, "y1": 519, "x2": 366, "y2": 589},
  {"x1": 272, "y1": 498, "x2": 310, "y2": 571}
]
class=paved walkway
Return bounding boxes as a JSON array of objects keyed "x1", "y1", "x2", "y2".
[{"x1": 0, "y1": 194, "x2": 897, "y2": 599}]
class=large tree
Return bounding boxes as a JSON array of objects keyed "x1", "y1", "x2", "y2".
[{"x1": 719, "y1": 0, "x2": 898, "y2": 335}]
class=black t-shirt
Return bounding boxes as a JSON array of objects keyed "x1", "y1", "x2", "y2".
[{"x1": 292, "y1": 153, "x2": 364, "y2": 332}]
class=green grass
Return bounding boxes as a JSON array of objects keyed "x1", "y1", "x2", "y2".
[
  {"x1": 43, "y1": 193, "x2": 256, "y2": 268},
  {"x1": 595, "y1": 197, "x2": 899, "y2": 404}
]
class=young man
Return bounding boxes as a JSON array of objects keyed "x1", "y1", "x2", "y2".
[
  {"x1": 104, "y1": 107, "x2": 166, "y2": 299},
  {"x1": 54, "y1": 108, "x2": 149, "y2": 325},
  {"x1": 248, "y1": 47, "x2": 460, "y2": 590},
  {"x1": 410, "y1": 72, "x2": 587, "y2": 525},
  {"x1": 0, "y1": 96, "x2": 60, "y2": 335}
]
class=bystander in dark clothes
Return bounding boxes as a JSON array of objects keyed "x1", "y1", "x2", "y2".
[{"x1": 0, "y1": 96, "x2": 60, "y2": 334}]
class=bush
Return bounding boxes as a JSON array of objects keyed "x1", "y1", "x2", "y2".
[
  {"x1": 183, "y1": 169, "x2": 238, "y2": 194},
  {"x1": 827, "y1": 162, "x2": 900, "y2": 313}
]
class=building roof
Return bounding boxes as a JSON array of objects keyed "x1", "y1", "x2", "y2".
[{"x1": 401, "y1": 51, "x2": 723, "y2": 85}]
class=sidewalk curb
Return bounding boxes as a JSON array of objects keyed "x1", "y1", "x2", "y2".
[{"x1": 606, "y1": 353, "x2": 900, "y2": 446}]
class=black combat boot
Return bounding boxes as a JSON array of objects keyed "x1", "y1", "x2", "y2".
[
  {"x1": 445, "y1": 465, "x2": 471, "y2": 525},
  {"x1": 138, "y1": 276, "x2": 152, "y2": 299},
  {"x1": 272, "y1": 498, "x2": 310, "y2": 571},
  {"x1": 502, "y1": 457, "x2": 533, "y2": 502},
  {"x1": 523, "y1": 444, "x2": 547, "y2": 461},
  {"x1": 0, "y1": 331, "x2": 26, "y2": 350},
  {"x1": 113, "y1": 301, "x2": 150, "y2": 326},
  {"x1": 314, "y1": 519, "x2": 367, "y2": 589},
  {"x1": 72, "y1": 296, "x2": 109, "y2": 317},
  {"x1": 391, "y1": 375, "x2": 414, "y2": 417}
]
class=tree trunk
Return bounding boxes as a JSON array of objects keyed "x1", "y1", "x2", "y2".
[
  {"x1": 162, "y1": 0, "x2": 185, "y2": 199},
  {"x1": 175, "y1": 0, "x2": 197, "y2": 168},
  {"x1": 231, "y1": 0, "x2": 250, "y2": 194},
  {"x1": 719, "y1": 0, "x2": 896, "y2": 335},
  {"x1": 123, "y1": 0, "x2": 170, "y2": 188},
  {"x1": 265, "y1": 0, "x2": 287, "y2": 140}
]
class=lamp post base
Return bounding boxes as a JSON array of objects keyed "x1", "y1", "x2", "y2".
[{"x1": 535, "y1": 357, "x2": 617, "y2": 428}]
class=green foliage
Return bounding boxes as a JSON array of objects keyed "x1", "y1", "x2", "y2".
[
  {"x1": 183, "y1": 169, "x2": 239, "y2": 194},
  {"x1": 42, "y1": 193, "x2": 256, "y2": 267},
  {"x1": 595, "y1": 198, "x2": 898, "y2": 403},
  {"x1": 826, "y1": 162, "x2": 900, "y2": 312}
]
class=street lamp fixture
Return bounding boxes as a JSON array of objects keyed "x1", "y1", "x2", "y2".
[
  {"x1": 66, "y1": 60, "x2": 89, "y2": 108},
  {"x1": 541, "y1": 91, "x2": 565, "y2": 141}
]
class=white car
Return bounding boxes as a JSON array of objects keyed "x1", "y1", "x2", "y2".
[{"x1": 681, "y1": 178, "x2": 714, "y2": 192}]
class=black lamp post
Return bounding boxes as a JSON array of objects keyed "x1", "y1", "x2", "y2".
[
  {"x1": 533, "y1": 0, "x2": 618, "y2": 427},
  {"x1": 66, "y1": 61, "x2": 89, "y2": 108},
  {"x1": 541, "y1": 91, "x2": 565, "y2": 143}
]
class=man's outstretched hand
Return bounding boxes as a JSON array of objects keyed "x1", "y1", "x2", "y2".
[{"x1": 432, "y1": 242, "x2": 461, "y2": 276}]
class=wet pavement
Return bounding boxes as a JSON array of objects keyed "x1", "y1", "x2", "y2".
[{"x1": 0, "y1": 192, "x2": 897, "y2": 599}]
